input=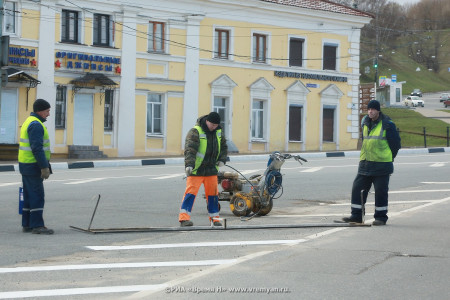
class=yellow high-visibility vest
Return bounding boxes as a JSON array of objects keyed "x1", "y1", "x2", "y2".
[
  {"x1": 360, "y1": 120, "x2": 392, "y2": 162},
  {"x1": 18, "y1": 116, "x2": 51, "y2": 163},
  {"x1": 192, "y1": 125, "x2": 221, "y2": 175}
]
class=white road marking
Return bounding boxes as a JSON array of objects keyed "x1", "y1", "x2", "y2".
[
  {"x1": 127, "y1": 251, "x2": 272, "y2": 299},
  {"x1": 430, "y1": 163, "x2": 445, "y2": 167},
  {"x1": 64, "y1": 178, "x2": 105, "y2": 185},
  {"x1": 87, "y1": 239, "x2": 305, "y2": 251},
  {"x1": 152, "y1": 173, "x2": 184, "y2": 180},
  {"x1": 330, "y1": 200, "x2": 434, "y2": 206},
  {"x1": 0, "y1": 285, "x2": 167, "y2": 299},
  {"x1": 389, "y1": 189, "x2": 450, "y2": 194},
  {"x1": 0, "y1": 182, "x2": 20, "y2": 187},
  {"x1": 301, "y1": 167, "x2": 323, "y2": 173},
  {"x1": 0, "y1": 259, "x2": 236, "y2": 274},
  {"x1": 421, "y1": 182, "x2": 450, "y2": 184}
]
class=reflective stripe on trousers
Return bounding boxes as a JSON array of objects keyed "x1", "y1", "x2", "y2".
[{"x1": 179, "y1": 175, "x2": 219, "y2": 222}]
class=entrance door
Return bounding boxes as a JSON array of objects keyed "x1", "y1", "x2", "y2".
[
  {"x1": 0, "y1": 89, "x2": 18, "y2": 144},
  {"x1": 73, "y1": 94, "x2": 93, "y2": 145}
]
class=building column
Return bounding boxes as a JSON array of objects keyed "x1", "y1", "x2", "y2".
[
  {"x1": 36, "y1": 1, "x2": 56, "y2": 151},
  {"x1": 181, "y1": 16, "x2": 203, "y2": 149},
  {"x1": 117, "y1": 9, "x2": 137, "y2": 157}
]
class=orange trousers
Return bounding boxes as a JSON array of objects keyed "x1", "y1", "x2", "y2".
[{"x1": 179, "y1": 175, "x2": 220, "y2": 222}]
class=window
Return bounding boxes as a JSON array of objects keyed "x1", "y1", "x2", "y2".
[
  {"x1": 253, "y1": 34, "x2": 266, "y2": 63},
  {"x1": 3, "y1": 2, "x2": 16, "y2": 34},
  {"x1": 93, "y1": 14, "x2": 111, "y2": 46},
  {"x1": 289, "y1": 38, "x2": 304, "y2": 67},
  {"x1": 323, "y1": 44, "x2": 337, "y2": 70},
  {"x1": 214, "y1": 29, "x2": 229, "y2": 59},
  {"x1": 148, "y1": 21, "x2": 165, "y2": 52},
  {"x1": 213, "y1": 96, "x2": 227, "y2": 134},
  {"x1": 251, "y1": 100, "x2": 265, "y2": 139},
  {"x1": 61, "y1": 10, "x2": 79, "y2": 43},
  {"x1": 323, "y1": 108, "x2": 334, "y2": 142},
  {"x1": 289, "y1": 105, "x2": 302, "y2": 141},
  {"x1": 104, "y1": 90, "x2": 114, "y2": 131},
  {"x1": 147, "y1": 94, "x2": 163, "y2": 134},
  {"x1": 55, "y1": 86, "x2": 67, "y2": 129}
]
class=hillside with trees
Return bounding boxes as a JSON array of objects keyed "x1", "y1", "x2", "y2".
[{"x1": 334, "y1": 0, "x2": 450, "y2": 92}]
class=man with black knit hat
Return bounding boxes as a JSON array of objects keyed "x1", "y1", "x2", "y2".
[
  {"x1": 341, "y1": 100, "x2": 401, "y2": 226},
  {"x1": 18, "y1": 99, "x2": 54, "y2": 234},
  {"x1": 179, "y1": 112, "x2": 228, "y2": 227}
]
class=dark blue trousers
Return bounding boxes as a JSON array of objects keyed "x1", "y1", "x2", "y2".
[
  {"x1": 351, "y1": 174, "x2": 390, "y2": 222},
  {"x1": 21, "y1": 175, "x2": 45, "y2": 228}
]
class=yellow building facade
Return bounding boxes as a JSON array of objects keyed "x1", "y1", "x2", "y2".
[{"x1": 1, "y1": 0, "x2": 371, "y2": 158}]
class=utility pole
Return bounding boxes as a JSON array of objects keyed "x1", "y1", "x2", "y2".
[{"x1": 374, "y1": 5, "x2": 379, "y2": 87}]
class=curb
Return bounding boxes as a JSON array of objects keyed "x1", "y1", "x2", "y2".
[{"x1": 1, "y1": 147, "x2": 449, "y2": 172}]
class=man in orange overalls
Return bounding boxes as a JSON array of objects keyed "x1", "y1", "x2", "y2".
[{"x1": 179, "y1": 112, "x2": 228, "y2": 227}]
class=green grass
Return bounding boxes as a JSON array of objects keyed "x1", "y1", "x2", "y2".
[
  {"x1": 437, "y1": 109, "x2": 450, "y2": 114},
  {"x1": 360, "y1": 29, "x2": 450, "y2": 94},
  {"x1": 382, "y1": 108, "x2": 450, "y2": 147}
]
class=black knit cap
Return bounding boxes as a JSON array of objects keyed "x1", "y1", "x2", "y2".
[
  {"x1": 367, "y1": 100, "x2": 380, "y2": 111},
  {"x1": 33, "y1": 99, "x2": 51, "y2": 112},
  {"x1": 206, "y1": 112, "x2": 221, "y2": 124}
]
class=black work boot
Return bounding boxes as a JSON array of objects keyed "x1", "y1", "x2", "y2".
[
  {"x1": 31, "y1": 227, "x2": 54, "y2": 235},
  {"x1": 180, "y1": 220, "x2": 193, "y2": 227},
  {"x1": 341, "y1": 216, "x2": 363, "y2": 223},
  {"x1": 372, "y1": 219, "x2": 386, "y2": 226}
]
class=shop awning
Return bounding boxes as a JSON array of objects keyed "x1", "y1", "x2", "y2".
[
  {"x1": 5, "y1": 67, "x2": 41, "y2": 87},
  {"x1": 70, "y1": 73, "x2": 117, "y2": 89}
]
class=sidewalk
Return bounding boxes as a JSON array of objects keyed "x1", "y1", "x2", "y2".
[
  {"x1": 1, "y1": 147, "x2": 449, "y2": 172},
  {"x1": 416, "y1": 108, "x2": 450, "y2": 124}
]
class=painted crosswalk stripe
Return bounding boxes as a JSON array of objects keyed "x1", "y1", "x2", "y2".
[
  {"x1": 87, "y1": 239, "x2": 306, "y2": 251},
  {"x1": 0, "y1": 284, "x2": 167, "y2": 299},
  {"x1": 64, "y1": 178, "x2": 105, "y2": 185},
  {"x1": 0, "y1": 182, "x2": 20, "y2": 187},
  {"x1": 430, "y1": 163, "x2": 445, "y2": 167},
  {"x1": 0, "y1": 259, "x2": 236, "y2": 274},
  {"x1": 301, "y1": 167, "x2": 323, "y2": 173},
  {"x1": 152, "y1": 174, "x2": 184, "y2": 180}
]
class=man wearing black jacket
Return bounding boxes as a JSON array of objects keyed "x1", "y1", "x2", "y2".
[
  {"x1": 18, "y1": 99, "x2": 54, "y2": 234},
  {"x1": 342, "y1": 100, "x2": 401, "y2": 226}
]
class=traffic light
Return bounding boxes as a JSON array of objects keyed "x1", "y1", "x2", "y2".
[{"x1": 374, "y1": 58, "x2": 378, "y2": 69}]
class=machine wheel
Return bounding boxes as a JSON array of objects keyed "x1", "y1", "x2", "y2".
[
  {"x1": 230, "y1": 194, "x2": 253, "y2": 217},
  {"x1": 256, "y1": 198, "x2": 273, "y2": 216}
]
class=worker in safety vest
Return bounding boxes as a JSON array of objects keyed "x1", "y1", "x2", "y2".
[
  {"x1": 341, "y1": 100, "x2": 401, "y2": 226},
  {"x1": 179, "y1": 112, "x2": 228, "y2": 227},
  {"x1": 18, "y1": 99, "x2": 54, "y2": 234}
]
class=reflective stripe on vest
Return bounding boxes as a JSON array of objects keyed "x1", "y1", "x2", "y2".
[
  {"x1": 360, "y1": 121, "x2": 392, "y2": 162},
  {"x1": 192, "y1": 125, "x2": 221, "y2": 175},
  {"x1": 18, "y1": 116, "x2": 51, "y2": 163}
]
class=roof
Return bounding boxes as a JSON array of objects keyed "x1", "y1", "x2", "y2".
[
  {"x1": 260, "y1": 0, "x2": 373, "y2": 18},
  {"x1": 70, "y1": 73, "x2": 117, "y2": 87},
  {"x1": 5, "y1": 67, "x2": 41, "y2": 87}
]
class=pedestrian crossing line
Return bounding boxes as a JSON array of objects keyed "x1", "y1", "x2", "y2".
[
  {"x1": 0, "y1": 259, "x2": 237, "y2": 274},
  {"x1": 330, "y1": 200, "x2": 435, "y2": 206},
  {"x1": 0, "y1": 284, "x2": 167, "y2": 299},
  {"x1": 152, "y1": 173, "x2": 184, "y2": 180},
  {"x1": 87, "y1": 239, "x2": 306, "y2": 251},
  {"x1": 430, "y1": 163, "x2": 445, "y2": 167},
  {"x1": 300, "y1": 167, "x2": 323, "y2": 173},
  {"x1": 64, "y1": 178, "x2": 106, "y2": 185},
  {"x1": 0, "y1": 182, "x2": 20, "y2": 187}
]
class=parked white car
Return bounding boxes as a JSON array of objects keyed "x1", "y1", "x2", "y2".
[{"x1": 404, "y1": 96, "x2": 424, "y2": 107}]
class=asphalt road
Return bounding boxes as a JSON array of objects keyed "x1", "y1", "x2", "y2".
[{"x1": 0, "y1": 152, "x2": 449, "y2": 299}]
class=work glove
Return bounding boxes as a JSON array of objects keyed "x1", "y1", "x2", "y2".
[
  {"x1": 217, "y1": 161, "x2": 225, "y2": 167},
  {"x1": 185, "y1": 167, "x2": 193, "y2": 177},
  {"x1": 41, "y1": 168, "x2": 50, "y2": 180}
]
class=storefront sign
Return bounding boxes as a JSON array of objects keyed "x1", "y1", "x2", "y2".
[
  {"x1": 8, "y1": 46, "x2": 37, "y2": 66},
  {"x1": 55, "y1": 51, "x2": 121, "y2": 72},
  {"x1": 274, "y1": 71, "x2": 347, "y2": 82}
]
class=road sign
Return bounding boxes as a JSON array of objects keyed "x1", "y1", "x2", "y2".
[{"x1": 391, "y1": 74, "x2": 397, "y2": 83}]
